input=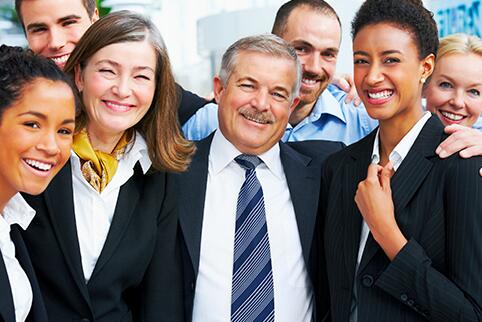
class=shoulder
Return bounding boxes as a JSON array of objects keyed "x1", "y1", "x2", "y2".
[{"x1": 286, "y1": 139, "x2": 345, "y2": 163}]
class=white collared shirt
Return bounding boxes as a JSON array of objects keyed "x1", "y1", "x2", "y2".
[
  {"x1": 350, "y1": 112, "x2": 431, "y2": 322},
  {"x1": 71, "y1": 132, "x2": 152, "y2": 282},
  {"x1": 192, "y1": 130, "x2": 313, "y2": 322},
  {"x1": 0, "y1": 193, "x2": 35, "y2": 322}
]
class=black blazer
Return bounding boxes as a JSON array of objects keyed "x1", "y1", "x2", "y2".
[
  {"x1": 177, "y1": 133, "x2": 343, "y2": 321},
  {"x1": 320, "y1": 115, "x2": 482, "y2": 321},
  {"x1": 0, "y1": 225, "x2": 48, "y2": 322},
  {"x1": 21, "y1": 162, "x2": 183, "y2": 322}
]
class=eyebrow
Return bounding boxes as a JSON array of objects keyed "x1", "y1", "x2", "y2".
[
  {"x1": 26, "y1": 15, "x2": 82, "y2": 32},
  {"x1": 95, "y1": 59, "x2": 156, "y2": 73},
  {"x1": 18, "y1": 111, "x2": 75, "y2": 125},
  {"x1": 291, "y1": 40, "x2": 339, "y2": 54},
  {"x1": 354, "y1": 50, "x2": 402, "y2": 56}
]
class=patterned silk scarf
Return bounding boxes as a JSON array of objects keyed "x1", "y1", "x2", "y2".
[{"x1": 72, "y1": 129, "x2": 131, "y2": 193}]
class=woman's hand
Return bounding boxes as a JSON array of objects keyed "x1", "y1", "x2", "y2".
[{"x1": 355, "y1": 162, "x2": 407, "y2": 260}]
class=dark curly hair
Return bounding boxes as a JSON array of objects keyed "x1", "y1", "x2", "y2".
[
  {"x1": 351, "y1": 0, "x2": 439, "y2": 59},
  {"x1": 0, "y1": 45, "x2": 79, "y2": 120}
]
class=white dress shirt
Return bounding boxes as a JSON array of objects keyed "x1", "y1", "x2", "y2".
[
  {"x1": 71, "y1": 132, "x2": 152, "y2": 282},
  {"x1": 351, "y1": 111, "x2": 431, "y2": 321},
  {"x1": 0, "y1": 193, "x2": 35, "y2": 322},
  {"x1": 192, "y1": 130, "x2": 313, "y2": 322}
]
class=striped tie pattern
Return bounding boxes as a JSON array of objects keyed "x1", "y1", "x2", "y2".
[{"x1": 231, "y1": 154, "x2": 274, "y2": 322}]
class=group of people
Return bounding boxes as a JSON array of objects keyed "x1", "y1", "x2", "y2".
[{"x1": 0, "y1": 0, "x2": 481, "y2": 322}]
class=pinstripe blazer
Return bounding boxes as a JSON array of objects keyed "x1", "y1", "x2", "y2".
[{"x1": 320, "y1": 115, "x2": 482, "y2": 322}]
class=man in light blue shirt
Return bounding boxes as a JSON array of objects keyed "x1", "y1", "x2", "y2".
[{"x1": 183, "y1": 1, "x2": 377, "y2": 145}]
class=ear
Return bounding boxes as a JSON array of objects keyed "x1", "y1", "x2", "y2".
[
  {"x1": 420, "y1": 53, "x2": 435, "y2": 83},
  {"x1": 74, "y1": 64, "x2": 84, "y2": 92},
  {"x1": 91, "y1": 7, "x2": 100, "y2": 23},
  {"x1": 213, "y1": 75, "x2": 225, "y2": 104},
  {"x1": 288, "y1": 96, "x2": 300, "y2": 115}
]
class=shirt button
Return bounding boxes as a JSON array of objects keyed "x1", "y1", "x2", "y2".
[
  {"x1": 361, "y1": 274, "x2": 374, "y2": 287},
  {"x1": 400, "y1": 293, "x2": 408, "y2": 302}
]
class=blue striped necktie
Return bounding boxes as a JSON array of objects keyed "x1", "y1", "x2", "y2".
[{"x1": 231, "y1": 154, "x2": 274, "y2": 322}]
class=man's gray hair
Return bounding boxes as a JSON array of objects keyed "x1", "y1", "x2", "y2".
[{"x1": 219, "y1": 34, "x2": 302, "y2": 100}]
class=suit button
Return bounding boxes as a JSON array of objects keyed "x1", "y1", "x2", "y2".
[
  {"x1": 407, "y1": 299, "x2": 414, "y2": 306},
  {"x1": 361, "y1": 274, "x2": 374, "y2": 287},
  {"x1": 400, "y1": 293, "x2": 408, "y2": 302}
]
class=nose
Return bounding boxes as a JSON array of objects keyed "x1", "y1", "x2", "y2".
[
  {"x1": 365, "y1": 62, "x2": 384, "y2": 86},
  {"x1": 112, "y1": 76, "x2": 132, "y2": 98},
  {"x1": 449, "y1": 90, "x2": 465, "y2": 110},
  {"x1": 250, "y1": 89, "x2": 270, "y2": 111},
  {"x1": 36, "y1": 131, "x2": 61, "y2": 156},
  {"x1": 48, "y1": 27, "x2": 66, "y2": 52},
  {"x1": 303, "y1": 53, "x2": 323, "y2": 76}
]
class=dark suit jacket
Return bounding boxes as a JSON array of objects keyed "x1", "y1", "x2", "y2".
[
  {"x1": 176, "y1": 85, "x2": 210, "y2": 125},
  {"x1": 0, "y1": 225, "x2": 48, "y2": 322},
  {"x1": 321, "y1": 115, "x2": 482, "y2": 321},
  {"x1": 21, "y1": 162, "x2": 183, "y2": 322},
  {"x1": 177, "y1": 133, "x2": 343, "y2": 321}
]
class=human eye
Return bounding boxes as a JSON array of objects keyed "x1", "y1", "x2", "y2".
[
  {"x1": 58, "y1": 127, "x2": 73, "y2": 135},
  {"x1": 62, "y1": 19, "x2": 78, "y2": 27},
  {"x1": 353, "y1": 58, "x2": 368, "y2": 65},
  {"x1": 23, "y1": 121, "x2": 40, "y2": 129},
  {"x1": 99, "y1": 68, "x2": 115, "y2": 74},
  {"x1": 384, "y1": 57, "x2": 400, "y2": 64},
  {"x1": 135, "y1": 74, "x2": 151, "y2": 81},
  {"x1": 272, "y1": 91, "x2": 288, "y2": 101},
  {"x1": 438, "y1": 81, "x2": 452, "y2": 89},
  {"x1": 29, "y1": 27, "x2": 47, "y2": 34},
  {"x1": 323, "y1": 51, "x2": 337, "y2": 60},
  {"x1": 468, "y1": 88, "x2": 480, "y2": 97},
  {"x1": 294, "y1": 46, "x2": 308, "y2": 55},
  {"x1": 239, "y1": 83, "x2": 255, "y2": 90}
]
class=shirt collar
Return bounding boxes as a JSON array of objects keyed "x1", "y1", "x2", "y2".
[
  {"x1": 210, "y1": 130, "x2": 283, "y2": 179},
  {"x1": 1, "y1": 193, "x2": 36, "y2": 231},
  {"x1": 310, "y1": 85, "x2": 347, "y2": 124},
  {"x1": 371, "y1": 111, "x2": 431, "y2": 170}
]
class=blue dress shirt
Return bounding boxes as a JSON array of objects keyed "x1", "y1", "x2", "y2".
[{"x1": 182, "y1": 85, "x2": 378, "y2": 145}]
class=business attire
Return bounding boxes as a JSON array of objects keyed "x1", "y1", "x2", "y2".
[
  {"x1": 177, "y1": 131, "x2": 343, "y2": 322},
  {"x1": 321, "y1": 114, "x2": 482, "y2": 321},
  {"x1": 0, "y1": 194, "x2": 47, "y2": 322},
  {"x1": 21, "y1": 135, "x2": 182, "y2": 322},
  {"x1": 182, "y1": 85, "x2": 378, "y2": 145}
]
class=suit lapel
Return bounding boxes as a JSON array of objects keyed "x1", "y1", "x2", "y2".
[
  {"x1": 358, "y1": 116, "x2": 443, "y2": 273},
  {"x1": 179, "y1": 135, "x2": 213, "y2": 276},
  {"x1": 0, "y1": 252, "x2": 14, "y2": 322},
  {"x1": 280, "y1": 143, "x2": 319, "y2": 266},
  {"x1": 89, "y1": 164, "x2": 143, "y2": 281},
  {"x1": 43, "y1": 161, "x2": 91, "y2": 304},
  {"x1": 343, "y1": 133, "x2": 374, "y2": 281}
]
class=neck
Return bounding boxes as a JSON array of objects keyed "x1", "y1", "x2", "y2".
[
  {"x1": 378, "y1": 107, "x2": 424, "y2": 165},
  {"x1": 289, "y1": 100, "x2": 315, "y2": 126},
  {"x1": 85, "y1": 124, "x2": 125, "y2": 154}
]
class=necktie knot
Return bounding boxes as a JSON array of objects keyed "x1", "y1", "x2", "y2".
[{"x1": 234, "y1": 154, "x2": 262, "y2": 170}]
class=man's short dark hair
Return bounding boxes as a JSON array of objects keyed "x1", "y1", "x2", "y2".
[
  {"x1": 15, "y1": 0, "x2": 97, "y2": 29},
  {"x1": 351, "y1": 0, "x2": 438, "y2": 59},
  {"x1": 272, "y1": 0, "x2": 341, "y2": 37}
]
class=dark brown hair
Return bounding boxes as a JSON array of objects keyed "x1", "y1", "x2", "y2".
[{"x1": 64, "y1": 10, "x2": 195, "y2": 173}]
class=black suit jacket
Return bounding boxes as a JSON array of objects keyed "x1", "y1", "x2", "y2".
[
  {"x1": 321, "y1": 115, "x2": 482, "y2": 321},
  {"x1": 0, "y1": 225, "x2": 48, "y2": 322},
  {"x1": 21, "y1": 162, "x2": 183, "y2": 322},
  {"x1": 177, "y1": 133, "x2": 343, "y2": 321}
]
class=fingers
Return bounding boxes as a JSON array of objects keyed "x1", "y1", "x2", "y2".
[
  {"x1": 459, "y1": 145, "x2": 482, "y2": 158},
  {"x1": 380, "y1": 162, "x2": 394, "y2": 190},
  {"x1": 436, "y1": 126, "x2": 482, "y2": 158},
  {"x1": 366, "y1": 162, "x2": 383, "y2": 179},
  {"x1": 443, "y1": 123, "x2": 466, "y2": 134},
  {"x1": 480, "y1": 167, "x2": 482, "y2": 177}
]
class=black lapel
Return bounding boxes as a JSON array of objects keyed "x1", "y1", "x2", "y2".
[
  {"x1": 89, "y1": 163, "x2": 143, "y2": 281},
  {"x1": 342, "y1": 133, "x2": 375, "y2": 281},
  {"x1": 10, "y1": 226, "x2": 48, "y2": 322},
  {"x1": 358, "y1": 116, "x2": 443, "y2": 272},
  {"x1": 280, "y1": 143, "x2": 320, "y2": 265},
  {"x1": 0, "y1": 252, "x2": 14, "y2": 322},
  {"x1": 178, "y1": 134, "x2": 213, "y2": 276},
  {"x1": 43, "y1": 161, "x2": 91, "y2": 304}
]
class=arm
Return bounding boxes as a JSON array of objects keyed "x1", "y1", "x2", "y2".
[
  {"x1": 436, "y1": 124, "x2": 482, "y2": 176},
  {"x1": 356, "y1": 159, "x2": 482, "y2": 320}
]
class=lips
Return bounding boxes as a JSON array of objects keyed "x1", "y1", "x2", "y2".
[
  {"x1": 239, "y1": 107, "x2": 274, "y2": 125},
  {"x1": 22, "y1": 158, "x2": 56, "y2": 178},
  {"x1": 102, "y1": 100, "x2": 135, "y2": 112},
  {"x1": 438, "y1": 109, "x2": 466, "y2": 125},
  {"x1": 49, "y1": 53, "x2": 70, "y2": 68},
  {"x1": 365, "y1": 89, "x2": 394, "y2": 105}
]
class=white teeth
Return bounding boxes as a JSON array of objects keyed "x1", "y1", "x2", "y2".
[
  {"x1": 50, "y1": 54, "x2": 69, "y2": 64},
  {"x1": 302, "y1": 78, "x2": 317, "y2": 85},
  {"x1": 368, "y1": 90, "x2": 393, "y2": 99},
  {"x1": 25, "y1": 159, "x2": 53, "y2": 171},
  {"x1": 244, "y1": 114, "x2": 268, "y2": 124},
  {"x1": 441, "y1": 111, "x2": 464, "y2": 121},
  {"x1": 104, "y1": 101, "x2": 131, "y2": 111}
]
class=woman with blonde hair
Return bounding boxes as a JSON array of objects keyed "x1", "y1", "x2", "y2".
[
  {"x1": 424, "y1": 33, "x2": 482, "y2": 170},
  {"x1": 22, "y1": 11, "x2": 193, "y2": 322}
]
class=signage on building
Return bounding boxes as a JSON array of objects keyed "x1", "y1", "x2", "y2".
[{"x1": 430, "y1": 0, "x2": 481, "y2": 37}]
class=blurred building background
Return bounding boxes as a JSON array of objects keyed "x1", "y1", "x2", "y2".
[{"x1": 1, "y1": 0, "x2": 480, "y2": 95}]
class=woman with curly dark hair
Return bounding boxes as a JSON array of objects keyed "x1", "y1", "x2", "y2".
[
  {"x1": 0, "y1": 45, "x2": 76, "y2": 322},
  {"x1": 319, "y1": 0, "x2": 482, "y2": 321}
]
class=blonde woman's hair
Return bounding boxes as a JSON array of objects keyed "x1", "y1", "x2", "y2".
[{"x1": 437, "y1": 33, "x2": 482, "y2": 62}]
